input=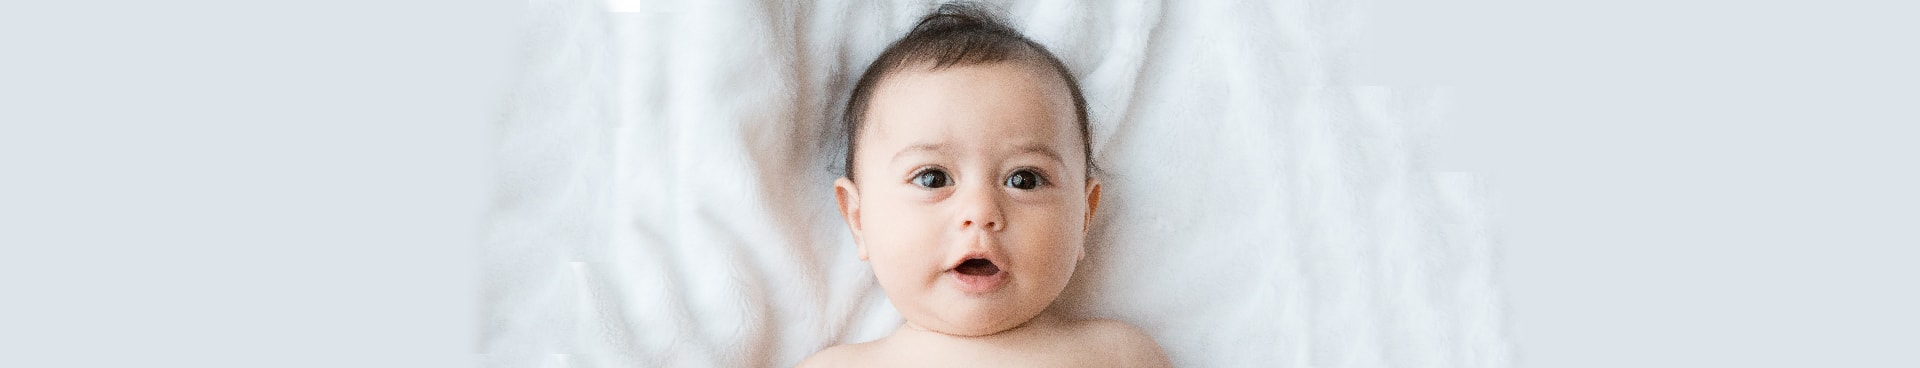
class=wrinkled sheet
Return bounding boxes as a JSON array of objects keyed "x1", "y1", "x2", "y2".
[{"x1": 481, "y1": 1, "x2": 1512, "y2": 366}]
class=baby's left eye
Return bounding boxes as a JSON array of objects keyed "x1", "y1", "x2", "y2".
[{"x1": 1004, "y1": 169, "x2": 1045, "y2": 190}]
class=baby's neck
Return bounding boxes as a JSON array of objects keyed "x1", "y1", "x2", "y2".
[
  {"x1": 894, "y1": 311, "x2": 1066, "y2": 342},
  {"x1": 861, "y1": 311, "x2": 1145, "y2": 366}
]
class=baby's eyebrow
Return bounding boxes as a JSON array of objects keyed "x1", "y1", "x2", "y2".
[
  {"x1": 891, "y1": 143, "x2": 947, "y2": 166},
  {"x1": 1014, "y1": 144, "x2": 1066, "y2": 166},
  {"x1": 888, "y1": 142, "x2": 1066, "y2": 166}
]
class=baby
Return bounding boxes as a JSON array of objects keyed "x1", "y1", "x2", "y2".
[{"x1": 801, "y1": 4, "x2": 1170, "y2": 367}]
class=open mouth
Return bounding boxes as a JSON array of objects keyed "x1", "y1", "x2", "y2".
[
  {"x1": 948, "y1": 257, "x2": 1008, "y2": 293},
  {"x1": 954, "y1": 258, "x2": 1000, "y2": 276}
]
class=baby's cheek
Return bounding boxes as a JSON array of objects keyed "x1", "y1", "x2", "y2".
[
  {"x1": 1054, "y1": 219, "x2": 1091, "y2": 268},
  {"x1": 1015, "y1": 219, "x2": 1080, "y2": 268},
  {"x1": 864, "y1": 211, "x2": 942, "y2": 276},
  {"x1": 867, "y1": 249, "x2": 930, "y2": 298}
]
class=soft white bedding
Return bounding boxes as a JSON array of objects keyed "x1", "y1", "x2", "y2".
[{"x1": 481, "y1": 1, "x2": 1512, "y2": 366}]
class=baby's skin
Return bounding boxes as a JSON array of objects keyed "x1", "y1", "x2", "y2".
[
  {"x1": 801, "y1": 312, "x2": 1164, "y2": 367},
  {"x1": 803, "y1": 61, "x2": 1170, "y2": 367}
]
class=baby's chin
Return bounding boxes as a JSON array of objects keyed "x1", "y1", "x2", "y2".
[{"x1": 910, "y1": 293, "x2": 1055, "y2": 337}]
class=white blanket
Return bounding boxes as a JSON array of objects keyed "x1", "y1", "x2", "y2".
[{"x1": 481, "y1": 1, "x2": 1512, "y2": 366}]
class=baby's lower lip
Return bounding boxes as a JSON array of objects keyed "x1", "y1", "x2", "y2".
[{"x1": 950, "y1": 267, "x2": 1008, "y2": 294}]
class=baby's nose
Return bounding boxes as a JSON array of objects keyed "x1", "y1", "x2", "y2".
[
  {"x1": 961, "y1": 217, "x2": 1003, "y2": 232},
  {"x1": 956, "y1": 188, "x2": 1006, "y2": 232}
]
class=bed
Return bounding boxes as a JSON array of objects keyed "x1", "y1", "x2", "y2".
[{"x1": 481, "y1": 0, "x2": 1512, "y2": 366}]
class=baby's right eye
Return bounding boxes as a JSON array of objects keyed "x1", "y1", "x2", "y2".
[{"x1": 911, "y1": 169, "x2": 951, "y2": 189}]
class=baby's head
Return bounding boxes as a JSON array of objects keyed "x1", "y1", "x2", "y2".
[{"x1": 832, "y1": 3, "x2": 1100, "y2": 337}]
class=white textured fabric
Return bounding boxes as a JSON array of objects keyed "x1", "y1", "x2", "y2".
[{"x1": 481, "y1": 1, "x2": 1512, "y2": 367}]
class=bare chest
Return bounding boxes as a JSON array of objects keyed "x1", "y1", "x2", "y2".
[{"x1": 866, "y1": 337, "x2": 1117, "y2": 368}]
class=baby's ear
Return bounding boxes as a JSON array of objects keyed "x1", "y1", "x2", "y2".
[
  {"x1": 1083, "y1": 178, "x2": 1102, "y2": 235},
  {"x1": 834, "y1": 177, "x2": 869, "y2": 260},
  {"x1": 1079, "y1": 178, "x2": 1101, "y2": 261}
]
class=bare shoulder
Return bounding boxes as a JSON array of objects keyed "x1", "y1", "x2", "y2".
[
  {"x1": 795, "y1": 343, "x2": 867, "y2": 368},
  {"x1": 1067, "y1": 319, "x2": 1172, "y2": 368}
]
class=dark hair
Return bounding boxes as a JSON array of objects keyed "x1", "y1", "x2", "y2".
[{"x1": 841, "y1": 2, "x2": 1091, "y2": 182}]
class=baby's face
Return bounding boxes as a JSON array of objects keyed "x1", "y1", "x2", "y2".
[{"x1": 835, "y1": 61, "x2": 1099, "y2": 337}]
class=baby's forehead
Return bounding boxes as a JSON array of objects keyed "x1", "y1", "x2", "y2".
[
  {"x1": 864, "y1": 62, "x2": 1079, "y2": 145},
  {"x1": 881, "y1": 58, "x2": 1067, "y2": 95}
]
